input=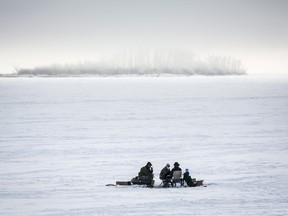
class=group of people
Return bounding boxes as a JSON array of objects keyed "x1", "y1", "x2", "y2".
[{"x1": 133, "y1": 161, "x2": 200, "y2": 187}]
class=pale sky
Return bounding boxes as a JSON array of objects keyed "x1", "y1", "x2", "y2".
[{"x1": 1, "y1": 0, "x2": 288, "y2": 75}]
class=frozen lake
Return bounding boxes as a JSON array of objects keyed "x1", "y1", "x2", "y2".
[{"x1": 0, "y1": 76, "x2": 288, "y2": 215}]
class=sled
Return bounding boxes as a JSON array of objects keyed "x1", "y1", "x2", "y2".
[
  {"x1": 196, "y1": 180, "x2": 204, "y2": 186},
  {"x1": 108, "y1": 180, "x2": 206, "y2": 188},
  {"x1": 116, "y1": 181, "x2": 132, "y2": 186}
]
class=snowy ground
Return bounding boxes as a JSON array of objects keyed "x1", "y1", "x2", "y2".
[{"x1": 0, "y1": 76, "x2": 287, "y2": 215}]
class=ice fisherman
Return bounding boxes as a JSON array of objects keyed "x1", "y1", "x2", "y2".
[
  {"x1": 138, "y1": 162, "x2": 154, "y2": 184},
  {"x1": 171, "y1": 162, "x2": 182, "y2": 176},
  {"x1": 159, "y1": 163, "x2": 172, "y2": 186},
  {"x1": 183, "y1": 168, "x2": 197, "y2": 187}
]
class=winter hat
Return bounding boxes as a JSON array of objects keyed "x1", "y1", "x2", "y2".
[
  {"x1": 146, "y1": 162, "x2": 152, "y2": 166},
  {"x1": 174, "y1": 162, "x2": 180, "y2": 167},
  {"x1": 166, "y1": 163, "x2": 170, "y2": 168},
  {"x1": 185, "y1": 168, "x2": 189, "y2": 173}
]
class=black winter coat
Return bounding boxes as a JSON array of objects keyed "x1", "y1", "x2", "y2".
[
  {"x1": 171, "y1": 166, "x2": 182, "y2": 176},
  {"x1": 183, "y1": 172, "x2": 197, "y2": 187},
  {"x1": 138, "y1": 165, "x2": 153, "y2": 178}
]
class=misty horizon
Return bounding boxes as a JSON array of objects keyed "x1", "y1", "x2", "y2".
[{"x1": 0, "y1": 0, "x2": 287, "y2": 76}]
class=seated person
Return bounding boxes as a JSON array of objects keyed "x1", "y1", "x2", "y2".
[
  {"x1": 171, "y1": 162, "x2": 182, "y2": 175},
  {"x1": 159, "y1": 163, "x2": 172, "y2": 187},
  {"x1": 183, "y1": 168, "x2": 198, "y2": 187},
  {"x1": 138, "y1": 162, "x2": 154, "y2": 186},
  {"x1": 171, "y1": 162, "x2": 184, "y2": 186}
]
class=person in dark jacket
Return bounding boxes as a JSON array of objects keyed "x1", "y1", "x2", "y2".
[
  {"x1": 171, "y1": 162, "x2": 182, "y2": 175},
  {"x1": 138, "y1": 162, "x2": 154, "y2": 186},
  {"x1": 183, "y1": 168, "x2": 197, "y2": 187},
  {"x1": 159, "y1": 163, "x2": 172, "y2": 187},
  {"x1": 171, "y1": 162, "x2": 184, "y2": 186}
]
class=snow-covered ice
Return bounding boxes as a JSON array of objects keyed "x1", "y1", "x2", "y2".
[{"x1": 0, "y1": 76, "x2": 287, "y2": 215}]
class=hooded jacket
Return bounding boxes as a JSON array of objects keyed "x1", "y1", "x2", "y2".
[
  {"x1": 138, "y1": 165, "x2": 153, "y2": 178},
  {"x1": 183, "y1": 172, "x2": 197, "y2": 187}
]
